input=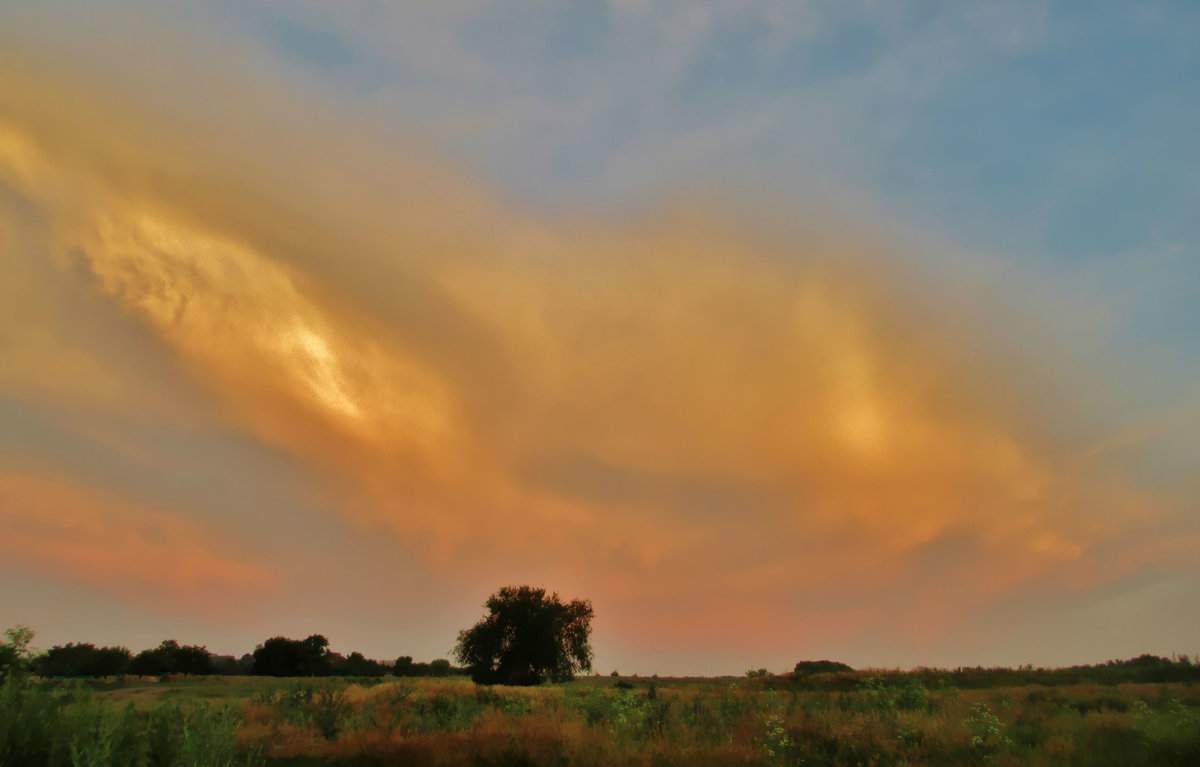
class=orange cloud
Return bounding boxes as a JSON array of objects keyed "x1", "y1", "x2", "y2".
[
  {"x1": 0, "y1": 35, "x2": 1191, "y2": 664},
  {"x1": 0, "y1": 473, "x2": 277, "y2": 610}
]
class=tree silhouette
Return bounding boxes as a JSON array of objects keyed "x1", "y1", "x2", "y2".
[
  {"x1": 174, "y1": 644, "x2": 212, "y2": 675},
  {"x1": 131, "y1": 639, "x2": 211, "y2": 676},
  {"x1": 794, "y1": 660, "x2": 854, "y2": 676},
  {"x1": 393, "y1": 655, "x2": 417, "y2": 677},
  {"x1": 253, "y1": 637, "x2": 303, "y2": 676},
  {"x1": 334, "y1": 651, "x2": 387, "y2": 677},
  {"x1": 36, "y1": 643, "x2": 131, "y2": 677},
  {"x1": 0, "y1": 626, "x2": 35, "y2": 677},
  {"x1": 454, "y1": 585, "x2": 593, "y2": 685},
  {"x1": 299, "y1": 634, "x2": 331, "y2": 676},
  {"x1": 131, "y1": 641, "x2": 172, "y2": 676},
  {"x1": 253, "y1": 635, "x2": 331, "y2": 676}
]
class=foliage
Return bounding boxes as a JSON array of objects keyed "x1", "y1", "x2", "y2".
[
  {"x1": 10, "y1": 619, "x2": 1200, "y2": 765},
  {"x1": 4, "y1": 672, "x2": 1200, "y2": 766},
  {"x1": 252, "y1": 635, "x2": 332, "y2": 677},
  {"x1": 0, "y1": 672, "x2": 261, "y2": 767},
  {"x1": 332, "y1": 651, "x2": 388, "y2": 677},
  {"x1": 965, "y1": 700, "x2": 1014, "y2": 757},
  {"x1": 762, "y1": 711, "x2": 792, "y2": 763},
  {"x1": 392, "y1": 655, "x2": 464, "y2": 678},
  {"x1": 1, "y1": 625, "x2": 36, "y2": 677},
  {"x1": 131, "y1": 639, "x2": 214, "y2": 676},
  {"x1": 455, "y1": 585, "x2": 594, "y2": 685},
  {"x1": 794, "y1": 659, "x2": 855, "y2": 676},
  {"x1": 393, "y1": 655, "x2": 417, "y2": 676},
  {"x1": 35, "y1": 643, "x2": 132, "y2": 678}
]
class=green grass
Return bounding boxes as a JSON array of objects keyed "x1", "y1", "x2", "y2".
[
  {"x1": 0, "y1": 673, "x2": 260, "y2": 767},
  {"x1": 3, "y1": 672, "x2": 1199, "y2": 766}
]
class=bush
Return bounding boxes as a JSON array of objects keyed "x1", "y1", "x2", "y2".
[{"x1": 794, "y1": 660, "x2": 854, "y2": 676}]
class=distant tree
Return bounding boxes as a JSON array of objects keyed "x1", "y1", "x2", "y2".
[
  {"x1": 793, "y1": 660, "x2": 854, "y2": 676},
  {"x1": 37, "y1": 643, "x2": 131, "y2": 677},
  {"x1": 334, "y1": 651, "x2": 386, "y2": 677},
  {"x1": 253, "y1": 637, "x2": 304, "y2": 676},
  {"x1": 132, "y1": 640, "x2": 182, "y2": 676},
  {"x1": 0, "y1": 644, "x2": 14, "y2": 678},
  {"x1": 209, "y1": 655, "x2": 242, "y2": 675},
  {"x1": 93, "y1": 646, "x2": 133, "y2": 677},
  {"x1": 454, "y1": 585, "x2": 593, "y2": 685},
  {"x1": 1, "y1": 626, "x2": 36, "y2": 677},
  {"x1": 37, "y1": 643, "x2": 88, "y2": 676},
  {"x1": 429, "y1": 659, "x2": 452, "y2": 677},
  {"x1": 174, "y1": 644, "x2": 213, "y2": 675},
  {"x1": 253, "y1": 635, "x2": 332, "y2": 676},
  {"x1": 299, "y1": 635, "x2": 332, "y2": 676},
  {"x1": 393, "y1": 656, "x2": 416, "y2": 677},
  {"x1": 131, "y1": 649, "x2": 162, "y2": 676},
  {"x1": 37, "y1": 643, "x2": 82, "y2": 676}
]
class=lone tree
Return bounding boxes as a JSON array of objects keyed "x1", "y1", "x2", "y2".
[{"x1": 455, "y1": 585, "x2": 593, "y2": 685}]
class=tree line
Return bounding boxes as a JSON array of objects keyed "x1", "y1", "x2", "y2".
[
  {"x1": 1, "y1": 629, "x2": 462, "y2": 679},
  {"x1": 767, "y1": 655, "x2": 1200, "y2": 690},
  {"x1": 3, "y1": 585, "x2": 598, "y2": 686}
]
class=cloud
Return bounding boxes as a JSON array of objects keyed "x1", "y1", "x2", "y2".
[
  {"x1": 0, "y1": 12, "x2": 1194, "y2": 668},
  {"x1": 0, "y1": 472, "x2": 277, "y2": 611}
]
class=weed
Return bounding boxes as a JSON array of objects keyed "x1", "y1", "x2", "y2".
[
  {"x1": 762, "y1": 712, "x2": 792, "y2": 763},
  {"x1": 965, "y1": 701, "x2": 1014, "y2": 758},
  {"x1": 313, "y1": 686, "x2": 347, "y2": 740}
]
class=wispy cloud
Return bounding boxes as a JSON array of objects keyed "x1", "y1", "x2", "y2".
[
  {"x1": 0, "y1": 472, "x2": 276, "y2": 610},
  {"x1": 1, "y1": 3, "x2": 1196, "y2": 670}
]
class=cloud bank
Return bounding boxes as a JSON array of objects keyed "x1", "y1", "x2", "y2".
[{"x1": 1, "y1": 15, "x2": 1195, "y2": 670}]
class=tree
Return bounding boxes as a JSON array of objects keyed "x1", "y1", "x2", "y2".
[
  {"x1": 92, "y1": 646, "x2": 133, "y2": 677},
  {"x1": 393, "y1": 655, "x2": 417, "y2": 677},
  {"x1": 299, "y1": 634, "x2": 332, "y2": 676},
  {"x1": 252, "y1": 635, "x2": 331, "y2": 676},
  {"x1": 35, "y1": 643, "x2": 131, "y2": 677},
  {"x1": 1, "y1": 625, "x2": 35, "y2": 677},
  {"x1": 132, "y1": 640, "x2": 181, "y2": 676},
  {"x1": 334, "y1": 651, "x2": 387, "y2": 677},
  {"x1": 0, "y1": 643, "x2": 14, "y2": 678},
  {"x1": 253, "y1": 637, "x2": 304, "y2": 676},
  {"x1": 793, "y1": 660, "x2": 854, "y2": 676},
  {"x1": 174, "y1": 644, "x2": 213, "y2": 675},
  {"x1": 454, "y1": 585, "x2": 593, "y2": 685},
  {"x1": 209, "y1": 654, "x2": 243, "y2": 675}
]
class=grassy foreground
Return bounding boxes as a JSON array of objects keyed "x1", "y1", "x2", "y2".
[{"x1": 2, "y1": 672, "x2": 1199, "y2": 766}]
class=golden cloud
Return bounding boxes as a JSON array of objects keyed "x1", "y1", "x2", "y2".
[
  {"x1": 0, "y1": 472, "x2": 277, "y2": 608},
  {"x1": 0, "y1": 38, "x2": 1185, "y2": 654}
]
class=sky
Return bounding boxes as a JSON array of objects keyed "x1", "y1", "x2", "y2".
[{"x1": 1, "y1": 0, "x2": 1198, "y2": 675}]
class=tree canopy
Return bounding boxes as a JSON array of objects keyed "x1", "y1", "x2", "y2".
[
  {"x1": 0, "y1": 626, "x2": 35, "y2": 677},
  {"x1": 252, "y1": 635, "x2": 332, "y2": 677},
  {"x1": 35, "y1": 643, "x2": 132, "y2": 678},
  {"x1": 794, "y1": 660, "x2": 855, "y2": 676},
  {"x1": 454, "y1": 585, "x2": 593, "y2": 686},
  {"x1": 1, "y1": 625, "x2": 453, "y2": 679}
]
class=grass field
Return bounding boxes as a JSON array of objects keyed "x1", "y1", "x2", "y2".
[{"x1": 3, "y1": 671, "x2": 1199, "y2": 766}]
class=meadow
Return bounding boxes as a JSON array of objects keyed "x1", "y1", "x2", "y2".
[{"x1": 3, "y1": 669, "x2": 1199, "y2": 766}]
